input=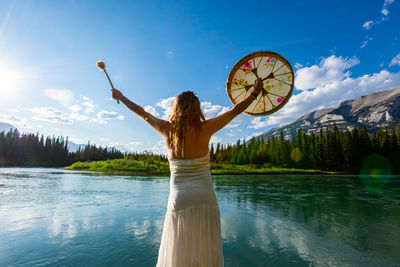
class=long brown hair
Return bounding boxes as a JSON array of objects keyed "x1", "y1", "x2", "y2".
[{"x1": 169, "y1": 91, "x2": 205, "y2": 157}]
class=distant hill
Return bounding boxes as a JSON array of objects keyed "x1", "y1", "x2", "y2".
[
  {"x1": 67, "y1": 141, "x2": 119, "y2": 153},
  {"x1": 67, "y1": 141, "x2": 87, "y2": 152},
  {"x1": 259, "y1": 87, "x2": 400, "y2": 140},
  {"x1": 0, "y1": 122, "x2": 15, "y2": 133}
]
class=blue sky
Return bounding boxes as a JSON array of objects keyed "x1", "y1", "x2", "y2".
[{"x1": 0, "y1": 0, "x2": 399, "y2": 153}]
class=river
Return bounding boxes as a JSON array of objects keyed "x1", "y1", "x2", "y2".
[{"x1": 0, "y1": 168, "x2": 399, "y2": 266}]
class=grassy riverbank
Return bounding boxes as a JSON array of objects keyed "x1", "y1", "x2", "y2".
[
  {"x1": 65, "y1": 158, "x2": 339, "y2": 175},
  {"x1": 209, "y1": 163, "x2": 339, "y2": 175}
]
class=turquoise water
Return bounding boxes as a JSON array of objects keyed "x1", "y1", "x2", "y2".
[{"x1": 0, "y1": 168, "x2": 399, "y2": 266}]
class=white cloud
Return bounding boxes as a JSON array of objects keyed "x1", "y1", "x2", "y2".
[
  {"x1": 225, "y1": 129, "x2": 236, "y2": 137},
  {"x1": 210, "y1": 135, "x2": 222, "y2": 145},
  {"x1": 97, "y1": 110, "x2": 124, "y2": 120},
  {"x1": 147, "y1": 140, "x2": 167, "y2": 155},
  {"x1": 92, "y1": 110, "x2": 124, "y2": 124},
  {"x1": 69, "y1": 112, "x2": 89, "y2": 121},
  {"x1": 360, "y1": 36, "x2": 373, "y2": 48},
  {"x1": 82, "y1": 99, "x2": 98, "y2": 114},
  {"x1": 246, "y1": 131, "x2": 263, "y2": 141},
  {"x1": 69, "y1": 137, "x2": 84, "y2": 144},
  {"x1": 0, "y1": 114, "x2": 31, "y2": 129},
  {"x1": 389, "y1": 53, "x2": 400, "y2": 66},
  {"x1": 249, "y1": 117, "x2": 267, "y2": 129},
  {"x1": 67, "y1": 96, "x2": 120, "y2": 123},
  {"x1": 225, "y1": 116, "x2": 243, "y2": 129},
  {"x1": 294, "y1": 63, "x2": 303, "y2": 69},
  {"x1": 128, "y1": 141, "x2": 143, "y2": 146},
  {"x1": 382, "y1": 0, "x2": 395, "y2": 16},
  {"x1": 28, "y1": 107, "x2": 73, "y2": 124},
  {"x1": 362, "y1": 20, "x2": 374, "y2": 30},
  {"x1": 144, "y1": 105, "x2": 159, "y2": 116},
  {"x1": 225, "y1": 128, "x2": 242, "y2": 137},
  {"x1": 201, "y1": 101, "x2": 230, "y2": 119},
  {"x1": 156, "y1": 96, "x2": 176, "y2": 120},
  {"x1": 68, "y1": 104, "x2": 82, "y2": 112},
  {"x1": 68, "y1": 105, "x2": 89, "y2": 121},
  {"x1": 362, "y1": 0, "x2": 395, "y2": 30},
  {"x1": 294, "y1": 55, "x2": 359, "y2": 90},
  {"x1": 250, "y1": 68, "x2": 400, "y2": 129}
]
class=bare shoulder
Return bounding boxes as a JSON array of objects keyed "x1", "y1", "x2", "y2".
[
  {"x1": 202, "y1": 108, "x2": 238, "y2": 136},
  {"x1": 161, "y1": 121, "x2": 173, "y2": 138}
]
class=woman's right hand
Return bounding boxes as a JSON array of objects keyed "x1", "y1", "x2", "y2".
[
  {"x1": 253, "y1": 78, "x2": 263, "y2": 94},
  {"x1": 111, "y1": 88, "x2": 123, "y2": 104}
]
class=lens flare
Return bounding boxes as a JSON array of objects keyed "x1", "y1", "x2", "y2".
[
  {"x1": 43, "y1": 89, "x2": 74, "y2": 107},
  {"x1": 359, "y1": 153, "x2": 391, "y2": 192},
  {"x1": 290, "y1": 147, "x2": 302, "y2": 162}
]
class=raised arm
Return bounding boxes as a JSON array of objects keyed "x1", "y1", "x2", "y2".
[
  {"x1": 111, "y1": 89, "x2": 170, "y2": 137},
  {"x1": 203, "y1": 78, "x2": 263, "y2": 136}
]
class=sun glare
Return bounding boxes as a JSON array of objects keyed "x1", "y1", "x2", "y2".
[{"x1": 0, "y1": 64, "x2": 25, "y2": 99}]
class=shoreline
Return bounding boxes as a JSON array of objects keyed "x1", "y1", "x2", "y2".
[
  {"x1": 63, "y1": 158, "x2": 343, "y2": 176},
  {"x1": 64, "y1": 167, "x2": 340, "y2": 176}
]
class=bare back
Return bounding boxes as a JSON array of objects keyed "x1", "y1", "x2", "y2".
[{"x1": 164, "y1": 123, "x2": 212, "y2": 159}]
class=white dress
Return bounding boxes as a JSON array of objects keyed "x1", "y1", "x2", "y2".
[{"x1": 156, "y1": 153, "x2": 224, "y2": 267}]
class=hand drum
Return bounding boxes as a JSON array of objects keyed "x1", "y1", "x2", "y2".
[{"x1": 226, "y1": 51, "x2": 294, "y2": 116}]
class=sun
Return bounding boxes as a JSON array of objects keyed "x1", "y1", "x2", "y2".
[{"x1": 0, "y1": 63, "x2": 26, "y2": 99}]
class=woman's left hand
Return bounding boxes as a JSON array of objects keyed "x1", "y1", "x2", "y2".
[
  {"x1": 111, "y1": 88, "x2": 123, "y2": 104},
  {"x1": 253, "y1": 78, "x2": 263, "y2": 94}
]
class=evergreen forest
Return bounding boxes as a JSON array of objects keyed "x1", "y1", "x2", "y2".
[
  {"x1": 210, "y1": 125, "x2": 400, "y2": 173},
  {"x1": 0, "y1": 129, "x2": 124, "y2": 167},
  {"x1": 1, "y1": 125, "x2": 399, "y2": 174}
]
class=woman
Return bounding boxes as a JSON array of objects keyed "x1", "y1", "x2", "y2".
[{"x1": 111, "y1": 78, "x2": 263, "y2": 267}]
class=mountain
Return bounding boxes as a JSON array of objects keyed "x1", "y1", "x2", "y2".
[
  {"x1": 67, "y1": 141, "x2": 119, "y2": 153},
  {"x1": 259, "y1": 87, "x2": 400, "y2": 140},
  {"x1": 67, "y1": 141, "x2": 87, "y2": 152},
  {"x1": 0, "y1": 122, "x2": 16, "y2": 133}
]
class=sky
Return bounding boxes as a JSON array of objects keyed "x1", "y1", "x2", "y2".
[{"x1": 0, "y1": 0, "x2": 399, "y2": 154}]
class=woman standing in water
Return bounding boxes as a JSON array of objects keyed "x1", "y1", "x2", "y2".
[{"x1": 111, "y1": 78, "x2": 263, "y2": 267}]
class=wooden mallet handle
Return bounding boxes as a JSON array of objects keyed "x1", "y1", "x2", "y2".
[
  {"x1": 96, "y1": 60, "x2": 120, "y2": 104},
  {"x1": 103, "y1": 69, "x2": 119, "y2": 104}
]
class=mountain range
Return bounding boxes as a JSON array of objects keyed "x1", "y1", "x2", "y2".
[{"x1": 259, "y1": 87, "x2": 400, "y2": 141}]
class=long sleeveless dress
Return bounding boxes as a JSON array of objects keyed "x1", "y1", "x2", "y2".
[{"x1": 156, "y1": 153, "x2": 224, "y2": 267}]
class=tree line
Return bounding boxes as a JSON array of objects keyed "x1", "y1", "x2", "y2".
[
  {"x1": 0, "y1": 129, "x2": 124, "y2": 167},
  {"x1": 210, "y1": 125, "x2": 400, "y2": 173},
  {"x1": 2, "y1": 125, "x2": 399, "y2": 173}
]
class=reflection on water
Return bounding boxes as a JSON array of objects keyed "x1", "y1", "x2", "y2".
[
  {"x1": 215, "y1": 174, "x2": 400, "y2": 266},
  {"x1": 0, "y1": 168, "x2": 399, "y2": 266}
]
